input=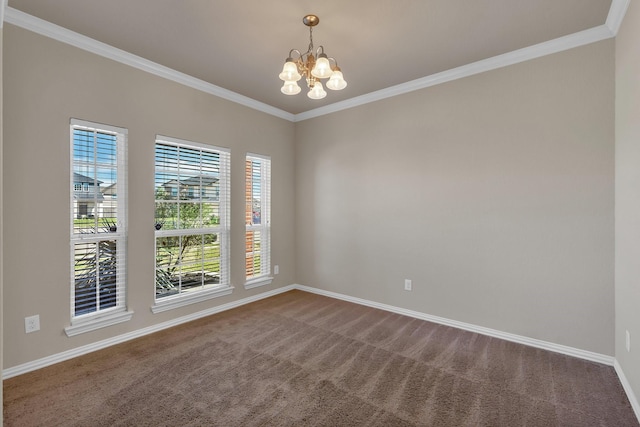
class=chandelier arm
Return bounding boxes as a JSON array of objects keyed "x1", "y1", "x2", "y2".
[
  {"x1": 299, "y1": 49, "x2": 313, "y2": 60},
  {"x1": 287, "y1": 49, "x2": 302, "y2": 61}
]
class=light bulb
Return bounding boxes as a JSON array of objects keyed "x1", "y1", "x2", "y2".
[
  {"x1": 307, "y1": 81, "x2": 327, "y2": 99},
  {"x1": 279, "y1": 60, "x2": 301, "y2": 81},
  {"x1": 326, "y1": 70, "x2": 347, "y2": 91},
  {"x1": 281, "y1": 80, "x2": 301, "y2": 95},
  {"x1": 311, "y1": 54, "x2": 332, "y2": 79}
]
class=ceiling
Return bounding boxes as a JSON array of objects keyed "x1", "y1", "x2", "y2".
[{"x1": 6, "y1": 1, "x2": 614, "y2": 116}]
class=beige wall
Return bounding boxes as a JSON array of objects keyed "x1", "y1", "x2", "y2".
[
  {"x1": 615, "y1": 0, "x2": 640, "y2": 406},
  {"x1": 2, "y1": 25, "x2": 296, "y2": 368},
  {"x1": 0, "y1": 15, "x2": 623, "y2": 373},
  {"x1": 295, "y1": 40, "x2": 615, "y2": 355}
]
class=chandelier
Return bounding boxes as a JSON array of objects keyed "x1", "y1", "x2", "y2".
[{"x1": 278, "y1": 15, "x2": 347, "y2": 100}]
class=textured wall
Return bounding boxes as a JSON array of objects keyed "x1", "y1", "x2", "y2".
[
  {"x1": 2, "y1": 25, "x2": 296, "y2": 368},
  {"x1": 295, "y1": 40, "x2": 615, "y2": 355}
]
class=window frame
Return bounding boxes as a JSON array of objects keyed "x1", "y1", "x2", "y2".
[
  {"x1": 244, "y1": 153, "x2": 273, "y2": 289},
  {"x1": 66, "y1": 119, "x2": 132, "y2": 337},
  {"x1": 151, "y1": 135, "x2": 232, "y2": 314}
]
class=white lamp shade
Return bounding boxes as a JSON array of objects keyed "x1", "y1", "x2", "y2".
[
  {"x1": 307, "y1": 81, "x2": 327, "y2": 99},
  {"x1": 326, "y1": 70, "x2": 347, "y2": 91},
  {"x1": 311, "y1": 56, "x2": 332, "y2": 79},
  {"x1": 281, "y1": 80, "x2": 301, "y2": 95},
  {"x1": 279, "y1": 61, "x2": 301, "y2": 81}
]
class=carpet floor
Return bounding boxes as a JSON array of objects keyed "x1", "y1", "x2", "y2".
[{"x1": 3, "y1": 290, "x2": 638, "y2": 426}]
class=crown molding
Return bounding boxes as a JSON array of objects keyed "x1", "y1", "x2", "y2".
[
  {"x1": 294, "y1": 24, "x2": 614, "y2": 122},
  {"x1": 3, "y1": 7, "x2": 295, "y2": 122},
  {"x1": 0, "y1": 0, "x2": 8, "y2": 28},
  {"x1": 3, "y1": 0, "x2": 630, "y2": 123},
  {"x1": 606, "y1": 0, "x2": 631, "y2": 35}
]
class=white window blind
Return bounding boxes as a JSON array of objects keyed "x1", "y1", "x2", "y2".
[
  {"x1": 153, "y1": 136, "x2": 231, "y2": 309},
  {"x1": 245, "y1": 154, "x2": 271, "y2": 287},
  {"x1": 69, "y1": 119, "x2": 128, "y2": 325}
]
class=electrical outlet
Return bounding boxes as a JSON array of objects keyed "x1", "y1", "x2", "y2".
[
  {"x1": 25, "y1": 315, "x2": 40, "y2": 333},
  {"x1": 404, "y1": 279, "x2": 412, "y2": 291},
  {"x1": 274, "y1": 265, "x2": 279, "y2": 275},
  {"x1": 626, "y1": 330, "x2": 631, "y2": 352}
]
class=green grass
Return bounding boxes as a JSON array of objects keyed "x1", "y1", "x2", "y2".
[{"x1": 73, "y1": 217, "x2": 117, "y2": 227}]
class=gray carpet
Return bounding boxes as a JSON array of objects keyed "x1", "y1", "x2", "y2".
[{"x1": 4, "y1": 290, "x2": 638, "y2": 426}]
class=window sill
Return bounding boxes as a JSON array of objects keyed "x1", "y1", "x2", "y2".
[
  {"x1": 244, "y1": 276, "x2": 274, "y2": 290},
  {"x1": 65, "y1": 309, "x2": 134, "y2": 337},
  {"x1": 151, "y1": 284, "x2": 234, "y2": 314}
]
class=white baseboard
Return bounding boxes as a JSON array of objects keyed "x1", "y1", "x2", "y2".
[
  {"x1": 293, "y1": 284, "x2": 615, "y2": 366},
  {"x1": 295, "y1": 284, "x2": 640, "y2": 424},
  {"x1": 4, "y1": 282, "x2": 639, "y2": 424},
  {"x1": 1, "y1": 283, "x2": 615, "y2": 378},
  {"x1": 2, "y1": 284, "x2": 295, "y2": 379},
  {"x1": 615, "y1": 359, "x2": 640, "y2": 422}
]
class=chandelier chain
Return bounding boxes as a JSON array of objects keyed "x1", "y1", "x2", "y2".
[{"x1": 308, "y1": 26, "x2": 314, "y2": 53}]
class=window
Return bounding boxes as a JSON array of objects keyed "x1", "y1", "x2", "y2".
[
  {"x1": 245, "y1": 154, "x2": 272, "y2": 289},
  {"x1": 67, "y1": 119, "x2": 132, "y2": 337},
  {"x1": 152, "y1": 136, "x2": 232, "y2": 313}
]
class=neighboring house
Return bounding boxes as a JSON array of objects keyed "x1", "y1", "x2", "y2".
[
  {"x1": 159, "y1": 175, "x2": 219, "y2": 201},
  {"x1": 73, "y1": 172, "x2": 104, "y2": 219},
  {"x1": 100, "y1": 182, "x2": 118, "y2": 219},
  {"x1": 101, "y1": 182, "x2": 117, "y2": 198}
]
